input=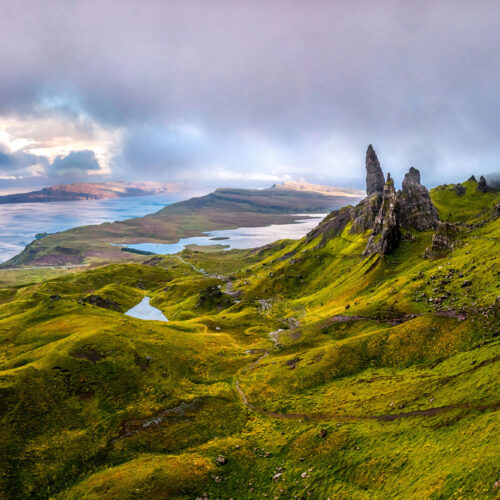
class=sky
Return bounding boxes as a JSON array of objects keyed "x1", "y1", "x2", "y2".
[{"x1": 0, "y1": 0, "x2": 499, "y2": 193}]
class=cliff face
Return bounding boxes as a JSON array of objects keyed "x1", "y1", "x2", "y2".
[
  {"x1": 398, "y1": 167, "x2": 439, "y2": 231},
  {"x1": 309, "y1": 145, "x2": 441, "y2": 256},
  {"x1": 363, "y1": 174, "x2": 401, "y2": 255}
]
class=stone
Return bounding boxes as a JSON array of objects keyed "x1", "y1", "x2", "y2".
[
  {"x1": 318, "y1": 429, "x2": 327, "y2": 438},
  {"x1": 401, "y1": 166, "x2": 421, "y2": 189},
  {"x1": 363, "y1": 176, "x2": 401, "y2": 256},
  {"x1": 82, "y1": 294, "x2": 121, "y2": 311},
  {"x1": 454, "y1": 183, "x2": 465, "y2": 195},
  {"x1": 478, "y1": 175, "x2": 488, "y2": 193},
  {"x1": 424, "y1": 222, "x2": 461, "y2": 259},
  {"x1": 468, "y1": 175, "x2": 477, "y2": 182},
  {"x1": 399, "y1": 167, "x2": 439, "y2": 231},
  {"x1": 365, "y1": 145, "x2": 385, "y2": 196},
  {"x1": 216, "y1": 455, "x2": 227, "y2": 465}
]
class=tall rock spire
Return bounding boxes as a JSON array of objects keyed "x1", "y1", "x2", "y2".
[{"x1": 365, "y1": 145, "x2": 385, "y2": 196}]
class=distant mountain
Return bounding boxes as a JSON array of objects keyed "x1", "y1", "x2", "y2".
[
  {"x1": 0, "y1": 181, "x2": 180, "y2": 204},
  {"x1": 3, "y1": 182, "x2": 364, "y2": 267}
]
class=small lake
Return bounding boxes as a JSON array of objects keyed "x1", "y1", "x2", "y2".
[
  {"x1": 117, "y1": 215, "x2": 326, "y2": 254},
  {"x1": 124, "y1": 296, "x2": 168, "y2": 321}
]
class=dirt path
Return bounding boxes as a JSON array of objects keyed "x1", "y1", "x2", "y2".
[
  {"x1": 235, "y1": 327, "x2": 497, "y2": 423},
  {"x1": 174, "y1": 255, "x2": 240, "y2": 297}
]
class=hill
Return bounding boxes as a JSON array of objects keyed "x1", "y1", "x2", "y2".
[
  {"x1": 2, "y1": 183, "x2": 363, "y2": 267},
  {"x1": 0, "y1": 146, "x2": 498, "y2": 499},
  {"x1": 0, "y1": 181, "x2": 180, "y2": 204}
]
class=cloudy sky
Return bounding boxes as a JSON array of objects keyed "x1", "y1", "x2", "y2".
[{"x1": 0, "y1": 0, "x2": 499, "y2": 193}]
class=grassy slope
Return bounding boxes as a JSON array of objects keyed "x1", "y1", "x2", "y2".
[
  {"x1": 3, "y1": 186, "x2": 361, "y2": 268},
  {"x1": 0, "y1": 181, "x2": 498, "y2": 499}
]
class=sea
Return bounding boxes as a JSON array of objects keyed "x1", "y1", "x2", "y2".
[{"x1": 0, "y1": 192, "x2": 325, "y2": 264}]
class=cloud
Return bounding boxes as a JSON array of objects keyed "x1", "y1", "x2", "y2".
[
  {"x1": 49, "y1": 150, "x2": 101, "y2": 176},
  {"x1": 0, "y1": 1, "x2": 500, "y2": 189},
  {"x1": 0, "y1": 144, "x2": 47, "y2": 180}
]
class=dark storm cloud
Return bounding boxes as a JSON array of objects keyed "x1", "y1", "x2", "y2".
[
  {"x1": 1, "y1": 0, "x2": 500, "y2": 188},
  {"x1": 0, "y1": 144, "x2": 47, "y2": 178},
  {"x1": 50, "y1": 150, "x2": 101, "y2": 174}
]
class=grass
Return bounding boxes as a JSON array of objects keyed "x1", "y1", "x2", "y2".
[{"x1": 0, "y1": 184, "x2": 498, "y2": 498}]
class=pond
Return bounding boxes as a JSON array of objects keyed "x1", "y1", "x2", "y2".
[{"x1": 124, "y1": 296, "x2": 168, "y2": 321}]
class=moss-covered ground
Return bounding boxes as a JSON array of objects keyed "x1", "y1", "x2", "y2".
[{"x1": 0, "y1": 181, "x2": 498, "y2": 499}]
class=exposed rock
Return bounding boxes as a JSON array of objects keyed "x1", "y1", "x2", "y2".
[
  {"x1": 82, "y1": 294, "x2": 121, "y2": 311},
  {"x1": 399, "y1": 167, "x2": 439, "y2": 231},
  {"x1": 365, "y1": 145, "x2": 385, "y2": 196},
  {"x1": 216, "y1": 455, "x2": 227, "y2": 465},
  {"x1": 478, "y1": 175, "x2": 488, "y2": 193},
  {"x1": 401, "y1": 166, "x2": 421, "y2": 189},
  {"x1": 304, "y1": 147, "x2": 441, "y2": 257},
  {"x1": 424, "y1": 222, "x2": 461, "y2": 259},
  {"x1": 468, "y1": 175, "x2": 477, "y2": 182},
  {"x1": 195, "y1": 285, "x2": 231, "y2": 309},
  {"x1": 350, "y1": 194, "x2": 382, "y2": 234},
  {"x1": 454, "y1": 183, "x2": 465, "y2": 195},
  {"x1": 363, "y1": 175, "x2": 401, "y2": 256},
  {"x1": 305, "y1": 206, "x2": 355, "y2": 243}
]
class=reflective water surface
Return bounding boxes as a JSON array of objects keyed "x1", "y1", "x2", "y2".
[
  {"x1": 124, "y1": 296, "x2": 168, "y2": 321},
  {"x1": 0, "y1": 192, "x2": 201, "y2": 263},
  {"x1": 119, "y1": 215, "x2": 326, "y2": 255}
]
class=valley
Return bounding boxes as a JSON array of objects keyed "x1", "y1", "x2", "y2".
[{"x1": 0, "y1": 147, "x2": 498, "y2": 499}]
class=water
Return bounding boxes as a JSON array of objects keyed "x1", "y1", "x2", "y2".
[
  {"x1": 0, "y1": 191, "x2": 203, "y2": 263},
  {"x1": 124, "y1": 296, "x2": 168, "y2": 321},
  {"x1": 118, "y1": 215, "x2": 326, "y2": 255}
]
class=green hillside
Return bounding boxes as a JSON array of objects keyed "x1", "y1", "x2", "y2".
[{"x1": 0, "y1": 177, "x2": 498, "y2": 499}]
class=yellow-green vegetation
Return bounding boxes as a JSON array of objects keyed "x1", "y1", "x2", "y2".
[{"x1": 0, "y1": 181, "x2": 498, "y2": 499}]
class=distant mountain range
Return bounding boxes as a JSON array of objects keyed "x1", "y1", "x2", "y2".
[
  {"x1": 0, "y1": 181, "x2": 180, "y2": 204},
  {"x1": 3, "y1": 181, "x2": 364, "y2": 267}
]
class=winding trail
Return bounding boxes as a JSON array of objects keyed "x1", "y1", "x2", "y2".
[
  {"x1": 174, "y1": 255, "x2": 490, "y2": 422},
  {"x1": 234, "y1": 325, "x2": 498, "y2": 423}
]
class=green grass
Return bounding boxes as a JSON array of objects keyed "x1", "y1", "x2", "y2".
[{"x1": 0, "y1": 184, "x2": 498, "y2": 499}]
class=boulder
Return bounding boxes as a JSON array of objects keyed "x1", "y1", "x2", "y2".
[{"x1": 424, "y1": 222, "x2": 461, "y2": 259}]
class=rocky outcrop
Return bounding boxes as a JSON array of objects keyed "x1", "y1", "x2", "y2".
[
  {"x1": 365, "y1": 145, "x2": 385, "y2": 196},
  {"x1": 81, "y1": 294, "x2": 121, "y2": 311},
  {"x1": 468, "y1": 175, "x2": 477, "y2": 182},
  {"x1": 363, "y1": 175, "x2": 401, "y2": 256},
  {"x1": 454, "y1": 183, "x2": 465, "y2": 195},
  {"x1": 424, "y1": 222, "x2": 461, "y2": 259},
  {"x1": 478, "y1": 175, "x2": 488, "y2": 193},
  {"x1": 398, "y1": 167, "x2": 439, "y2": 231},
  {"x1": 304, "y1": 146, "x2": 441, "y2": 257}
]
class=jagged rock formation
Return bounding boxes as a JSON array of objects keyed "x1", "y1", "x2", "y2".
[
  {"x1": 306, "y1": 145, "x2": 441, "y2": 257},
  {"x1": 365, "y1": 145, "x2": 385, "y2": 196},
  {"x1": 363, "y1": 174, "x2": 401, "y2": 255},
  {"x1": 468, "y1": 175, "x2": 477, "y2": 182},
  {"x1": 478, "y1": 175, "x2": 488, "y2": 193},
  {"x1": 398, "y1": 167, "x2": 439, "y2": 231},
  {"x1": 455, "y1": 183, "x2": 465, "y2": 195},
  {"x1": 424, "y1": 222, "x2": 461, "y2": 259}
]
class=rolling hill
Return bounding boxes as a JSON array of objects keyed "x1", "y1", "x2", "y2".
[{"x1": 0, "y1": 147, "x2": 498, "y2": 499}]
